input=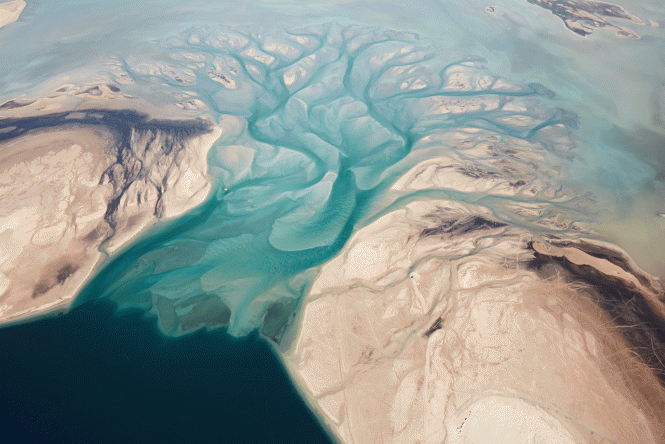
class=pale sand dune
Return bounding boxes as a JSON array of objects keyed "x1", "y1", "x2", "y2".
[
  {"x1": 285, "y1": 200, "x2": 665, "y2": 444},
  {"x1": 0, "y1": 0, "x2": 25, "y2": 30},
  {"x1": 0, "y1": 91, "x2": 223, "y2": 325}
]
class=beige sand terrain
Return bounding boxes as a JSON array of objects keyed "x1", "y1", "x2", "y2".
[
  {"x1": 0, "y1": 0, "x2": 24, "y2": 30},
  {"x1": 0, "y1": 86, "x2": 222, "y2": 324},
  {"x1": 280, "y1": 99, "x2": 665, "y2": 443},
  {"x1": 285, "y1": 199, "x2": 665, "y2": 444}
]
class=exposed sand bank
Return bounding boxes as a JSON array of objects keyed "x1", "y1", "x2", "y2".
[
  {"x1": 0, "y1": 89, "x2": 223, "y2": 325},
  {"x1": 526, "y1": 0, "x2": 645, "y2": 38},
  {"x1": 285, "y1": 199, "x2": 665, "y2": 444},
  {"x1": 0, "y1": 0, "x2": 25, "y2": 30}
]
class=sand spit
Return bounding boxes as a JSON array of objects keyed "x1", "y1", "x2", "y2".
[
  {"x1": 0, "y1": 92, "x2": 222, "y2": 325},
  {"x1": 0, "y1": 0, "x2": 24, "y2": 30},
  {"x1": 285, "y1": 199, "x2": 665, "y2": 444}
]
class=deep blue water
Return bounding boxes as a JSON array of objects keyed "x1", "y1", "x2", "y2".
[{"x1": 0, "y1": 299, "x2": 336, "y2": 444}]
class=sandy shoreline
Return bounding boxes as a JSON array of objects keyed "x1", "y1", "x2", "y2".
[
  {"x1": 284, "y1": 199, "x2": 665, "y2": 444},
  {"x1": 0, "y1": 89, "x2": 223, "y2": 327}
]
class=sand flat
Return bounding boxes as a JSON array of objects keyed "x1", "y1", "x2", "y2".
[{"x1": 285, "y1": 200, "x2": 665, "y2": 444}]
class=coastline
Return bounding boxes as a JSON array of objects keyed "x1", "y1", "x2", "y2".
[
  {"x1": 0, "y1": 88, "x2": 223, "y2": 327},
  {"x1": 283, "y1": 199, "x2": 665, "y2": 444}
]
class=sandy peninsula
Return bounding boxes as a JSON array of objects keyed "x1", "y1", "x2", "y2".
[
  {"x1": 285, "y1": 198, "x2": 665, "y2": 444},
  {"x1": 0, "y1": 85, "x2": 223, "y2": 325}
]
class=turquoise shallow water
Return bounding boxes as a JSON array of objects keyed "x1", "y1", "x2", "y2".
[
  {"x1": 1, "y1": 0, "x2": 665, "y2": 442},
  {"x1": 71, "y1": 21, "x2": 584, "y2": 338}
]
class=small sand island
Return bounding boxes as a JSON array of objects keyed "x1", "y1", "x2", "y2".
[{"x1": 0, "y1": 0, "x2": 25, "y2": 30}]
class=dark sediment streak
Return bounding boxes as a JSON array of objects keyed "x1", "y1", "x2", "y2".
[
  {"x1": 420, "y1": 215, "x2": 507, "y2": 238},
  {"x1": 526, "y1": 241, "x2": 665, "y2": 385},
  {"x1": 0, "y1": 99, "x2": 35, "y2": 110},
  {"x1": 0, "y1": 109, "x2": 214, "y2": 235},
  {"x1": 423, "y1": 317, "x2": 443, "y2": 338}
]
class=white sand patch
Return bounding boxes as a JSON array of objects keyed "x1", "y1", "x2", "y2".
[
  {"x1": 445, "y1": 396, "x2": 577, "y2": 444},
  {"x1": 242, "y1": 47, "x2": 275, "y2": 66}
]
